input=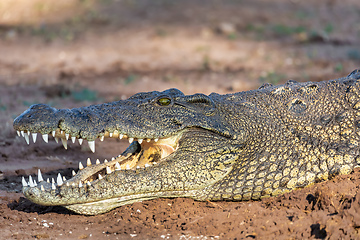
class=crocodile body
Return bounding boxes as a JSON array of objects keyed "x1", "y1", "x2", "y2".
[{"x1": 13, "y1": 70, "x2": 360, "y2": 215}]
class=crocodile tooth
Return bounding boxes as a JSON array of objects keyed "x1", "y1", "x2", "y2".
[
  {"x1": 100, "y1": 136, "x2": 104, "y2": 142},
  {"x1": 104, "y1": 159, "x2": 108, "y2": 163},
  {"x1": 29, "y1": 176, "x2": 34, "y2": 187},
  {"x1": 54, "y1": 137, "x2": 59, "y2": 143},
  {"x1": 78, "y1": 138, "x2": 83, "y2": 145},
  {"x1": 66, "y1": 182, "x2": 70, "y2": 186},
  {"x1": 61, "y1": 130, "x2": 64, "y2": 135},
  {"x1": 88, "y1": 141, "x2": 95, "y2": 153},
  {"x1": 65, "y1": 133, "x2": 69, "y2": 140},
  {"x1": 72, "y1": 170, "x2": 76, "y2": 176},
  {"x1": 153, "y1": 162, "x2": 157, "y2": 165},
  {"x1": 52, "y1": 182, "x2": 56, "y2": 190},
  {"x1": 37, "y1": 169, "x2": 44, "y2": 182},
  {"x1": 34, "y1": 180, "x2": 37, "y2": 186},
  {"x1": 71, "y1": 136, "x2": 76, "y2": 143},
  {"x1": 79, "y1": 162, "x2": 84, "y2": 170},
  {"x1": 42, "y1": 134, "x2": 48, "y2": 143},
  {"x1": 17, "y1": 131, "x2": 20, "y2": 136},
  {"x1": 87, "y1": 181, "x2": 91, "y2": 186},
  {"x1": 109, "y1": 132, "x2": 113, "y2": 138},
  {"x1": 126, "y1": 164, "x2": 130, "y2": 170},
  {"x1": 21, "y1": 130, "x2": 24, "y2": 137},
  {"x1": 31, "y1": 133, "x2": 37, "y2": 143},
  {"x1": 138, "y1": 139, "x2": 143, "y2": 144},
  {"x1": 63, "y1": 176, "x2": 66, "y2": 181},
  {"x1": 57, "y1": 173, "x2": 63, "y2": 186},
  {"x1": 136, "y1": 166, "x2": 140, "y2": 169},
  {"x1": 61, "y1": 138, "x2": 68, "y2": 149},
  {"x1": 79, "y1": 181, "x2": 83, "y2": 187},
  {"x1": 115, "y1": 162, "x2": 121, "y2": 170},
  {"x1": 154, "y1": 138, "x2": 159, "y2": 142},
  {"x1": 129, "y1": 138, "x2": 134, "y2": 143},
  {"x1": 119, "y1": 134, "x2": 124, "y2": 139},
  {"x1": 52, "y1": 130, "x2": 56, "y2": 137},
  {"x1": 46, "y1": 178, "x2": 50, "y2": 183},
  {"x1": 98, "y1": 174, "x2": 103, "y2": 180},
  {"x1": 72, "y1": 183, "x2": 76, "y2": 187},
  {"x1": 52, "y1": 178, "x2": 55, "y2": 184},
  {"x1": 22, "y1": 177, "x2": 28, "y2": 187},
  {"x1": 96, "y1": 159, "x2": 100, "y2": 164},
  {"x1": 106, "y1": 166, "x2": 111, "y2": 174},
  {"x1": 145, "y1": 163, "x2": 150, "y2": 167},
  {"x1": 41, "y1": 185, "x2": 45, "y2": 191},
  {"x1": 87, "y1": 158, "x2": 92, "y2": 166},
  {"x1": 146, "y1": 139, "x2": 151, "y2": 142},
  {"x1": 24, "y1": 133, "x2": 30, "y2": 145},
  {"x1": 111, "y1": 157, "x2": 115, "y2": 161}
]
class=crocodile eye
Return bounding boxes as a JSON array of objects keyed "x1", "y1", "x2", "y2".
[{"x1": 158, "y1": 97, "x2": 171, "y2": 106}]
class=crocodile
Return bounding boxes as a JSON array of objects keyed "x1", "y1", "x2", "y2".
[{"x1": 13, "y1": 70, "x2": 360, "y2": 215}]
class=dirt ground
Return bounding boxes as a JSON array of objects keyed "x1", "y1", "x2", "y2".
[{"x1": 1, "y1": 0, "x2": 360, "y2": 239}]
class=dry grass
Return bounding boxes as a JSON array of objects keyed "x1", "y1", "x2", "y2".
[{"x1": 0, "y1": 0, "x2": 95, "y2": 25}]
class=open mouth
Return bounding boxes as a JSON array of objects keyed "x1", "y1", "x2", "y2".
[{"x1": 18, "y1": 129, "x2": 181, "y2": 191}]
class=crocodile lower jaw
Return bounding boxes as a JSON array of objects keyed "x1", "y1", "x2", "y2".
[{"x1": 65, "y1": 189, "x2": 198, "y2": 215}]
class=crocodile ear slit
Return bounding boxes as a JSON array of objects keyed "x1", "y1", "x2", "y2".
[
  {"x1": 180, "y1": 93, "x2": 216, "y2": 115},
  {"x1": 183, "y1": 93, "x2": 214, "y2": 105}
]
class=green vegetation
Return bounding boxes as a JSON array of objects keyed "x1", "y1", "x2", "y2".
[
  {"x1": 295, "y1": 10, "x2": 310, "y2": 20},
  {"x1": 246, "y1": 23, "x2": 265, "y2": 34},
  {"x1": 245, "y1": 23, "x2": 265, "y2": 40},
  {"x1": 348, "y1": 49, "x2": 360, "y2": 60},
  {"x1": 334, "y1": 63, "x2": 343, "y2": 72},
  {"x1": 244, "y1": 22, "x2": 336, "y2": 43},
  {"x1": 202, "y1": 54, "x2": 211, "y2": 71},
  {"x1": 0, "y1": 100, "x2": 7, "y2": 111},
  {"x1": 22, "y1": 100, "x2": 39, "y2": 107},
  {"x1": 271, "y1": 24, "x2": 306, "y2": 37},
  {"x1": 31, "y1": 24, "x2": 77, "y2": 42},
  {"x1": 259, "y1": 71, "x2": 287, "y2": 85},
  {"x1": 227, "y1": 32, "x2": 237, "y2": 40},
  {"x1": 155, "y1": 28, "x2": 168, "y2": 37},
  {"x1": 71, "y1": 88, "x2": 98, "y2": 102},
  {"x1": 324, "y1": 23, "x2": 334, "y2": 35},
  {"x1": 124, "y1": 74, "x2": 138, "y2": 85}
]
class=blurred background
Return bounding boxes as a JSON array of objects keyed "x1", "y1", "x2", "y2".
[{"x1": 1, "y1": 0, "x2": 360, "y2": 171}]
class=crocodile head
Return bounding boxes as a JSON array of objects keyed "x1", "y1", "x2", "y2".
[{"x1": 13, "y1": 88, "x2": 246, "y2": 215}]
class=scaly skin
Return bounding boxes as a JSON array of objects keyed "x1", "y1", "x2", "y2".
[{"x1": 13, "y1": 70, "x2": 360, "y2": 215}]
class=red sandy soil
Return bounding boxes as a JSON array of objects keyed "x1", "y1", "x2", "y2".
[{"x1": 1, "y1": 0, "x2": 360, "y2": 239}]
